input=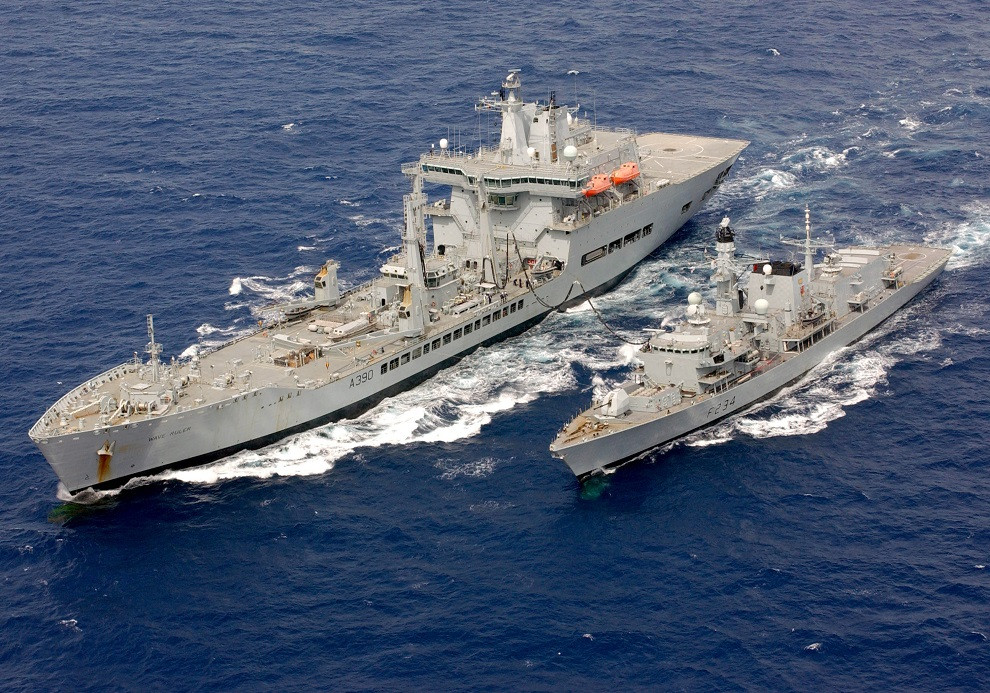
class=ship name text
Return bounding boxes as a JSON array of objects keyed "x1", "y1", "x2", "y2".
[{"x1": 149, "y1": 426, "x2": 192, "y2": 442}]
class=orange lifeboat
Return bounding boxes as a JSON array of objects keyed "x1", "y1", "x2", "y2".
[
  {"x1": 610, "y1": 161, "x2": 640, "y2": 185},
  {"x1": 583, "y1": 173, "x2": 612, "y2": 197}
]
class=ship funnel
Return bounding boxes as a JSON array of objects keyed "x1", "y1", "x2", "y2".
[{"x1": 314, "y1": 260, "x2": 340, "y2": 306}]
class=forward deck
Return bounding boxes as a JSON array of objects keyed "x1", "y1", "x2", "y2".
[{"x1": 30, "y1": 269, "x2": 539, "y2": 441}]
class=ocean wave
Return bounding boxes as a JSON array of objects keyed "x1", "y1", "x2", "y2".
[
  {"x1": 196, "y1": 322, "x2": 231, "y2": 337},
  {"x1": 233, "y1": 276, "x2": 312, "y2": 305},
  {"x1": 436, "y1": 457, "x2": 498, "y2": 480},
  {"x1": 722, "y1": 167, "x2": 798, "y2": 201},
  {"x1": 780, "y1": 145, "x2": 849, "y2": 172},
  {"x1": 924, "y1": 201, "x2": 990, "y2": 270},
  {"x1": 188, "y1": 321, "x2": 254, "y2": 351},
  {"x1": 349, "y1": 213, "x2": 398, "y2": 229},
  {"x1": 899, "y1": 116, "x2": 922, "y2": 132}
]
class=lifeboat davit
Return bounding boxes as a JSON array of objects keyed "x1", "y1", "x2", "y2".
[
  {"x1": 583, "y1": 173, "x2": 612, "y2": 198},
  {"x1": 610, "y1": 161, "x2": 640, "y2": 185}
]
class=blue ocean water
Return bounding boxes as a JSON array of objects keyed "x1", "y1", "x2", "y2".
[{"x1": 2, "y1": 0, "x2": 989, "y2": 688}]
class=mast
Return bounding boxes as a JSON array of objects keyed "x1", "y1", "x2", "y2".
[
  {"x1": 713, "y1": 217, "x2": 740, "y2": 316},
  {"x1": 496, "y1": 70, "x2": 531, "y2": 165},
  {"x1": 402, "y1": 171, "x2": 427, "y2": 289},
  {"x1": 146, "y1": 314, "x2": 162, "y2": 383},
  {"x1": 398, "y1": 170, "x2": 427, "y2": 333},
  {"x1": 476, "y1": 176, "x2": 500, "y2": 285},
  {"x1": 780, "y1": 205, "x2": 834, "y2": 310}
]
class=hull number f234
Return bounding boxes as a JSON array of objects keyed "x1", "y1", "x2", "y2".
[{"x1": 707, "y1": 395, "x2": 736, "y2": 419}]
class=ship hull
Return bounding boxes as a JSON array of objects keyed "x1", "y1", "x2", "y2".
[
  {"x1": 551, "y1": 256, "x2": 949, "y2": 480},
  {"x1": 34, "y1": 151, "x2": 743, "y2": 495}
]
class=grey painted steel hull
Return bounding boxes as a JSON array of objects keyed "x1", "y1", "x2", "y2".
[
  {"x1": 551, "y1": 257, "x2": 948, "y2": 480},
  {"x1": 34, "y1": 155, "x2": 741, "y2": 494}
]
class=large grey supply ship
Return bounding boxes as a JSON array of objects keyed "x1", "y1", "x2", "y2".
[
  {"x1": 30, "y1": 72, "x2": 747, "y2": 496},
  {"x1": 550, "y1": 211, "x2": 950, "y2": 480}
]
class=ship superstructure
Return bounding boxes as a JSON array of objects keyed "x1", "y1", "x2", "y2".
[
  {"x1": 30, "y1": 72, "x2": 748, "y2": 495},
  {"x1": 550, "y1": 211, "x2": 951, "y2": 480}
]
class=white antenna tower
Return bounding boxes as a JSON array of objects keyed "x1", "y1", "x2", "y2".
[{"x1": 780, "y1": 205, "x2": 834, "y2": 275}]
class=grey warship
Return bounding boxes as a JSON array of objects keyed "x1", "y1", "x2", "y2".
[
  {"x1": 550, "y1": 210, "x2": 950, "y2": 480},
  {"x1": 30, "y1": 71, "x2": 748, "y2": 496}
]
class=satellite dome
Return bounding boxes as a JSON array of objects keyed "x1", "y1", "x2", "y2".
[
  {"x1": 527, "y1": 146, "x2": 536, "y2": 159},
  {"x1": 686, "y1": 304, "x2": 699, "y2": 317},
  {"x1": 562, "y1": 145, "x2": 578, "y2": 161},
  {"x1": 754, "y1": 298, "x2": 770, "y2": 315},
  {"x1": 439, "y1": 138, "x2": 449, "y2": 150},
  {"x1": 763, "y1": 264, "x2": 773, "y2": 276},
  {"x1": 687, "y1": 292, "x2": 703, "y2": 306}
]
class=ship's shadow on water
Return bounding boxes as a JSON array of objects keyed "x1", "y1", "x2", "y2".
[
  {"x1": 571, "y1": 437, "x2": 778, "y2": 506},
  {"x1": 47, "y1": 479, "x2": 229, "y2": 525},
  {"x1": 47, "y1": 498, "x2": 123, "y2": 525}
]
